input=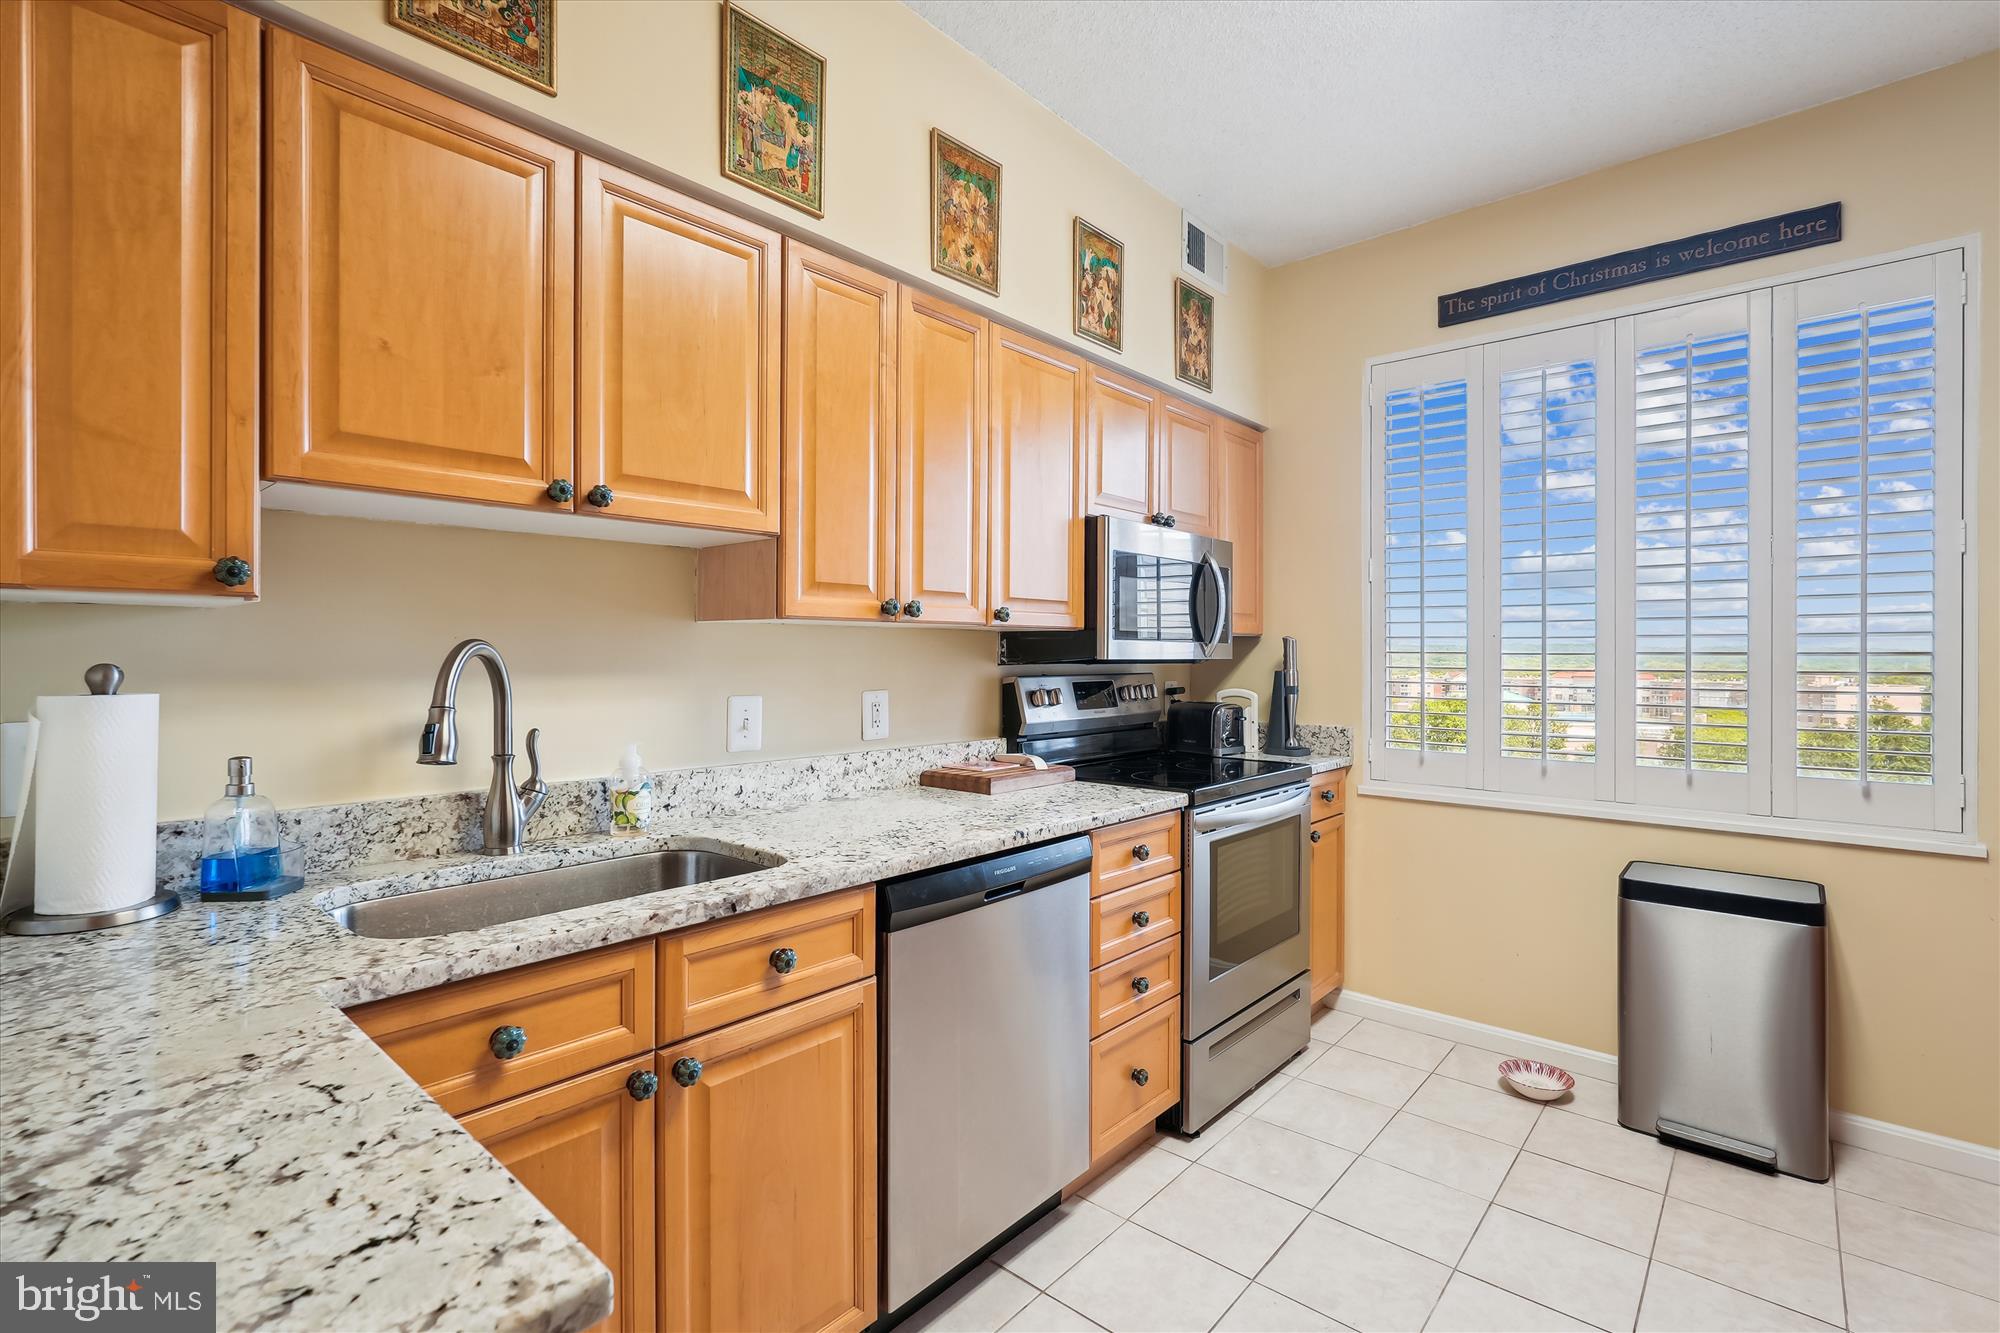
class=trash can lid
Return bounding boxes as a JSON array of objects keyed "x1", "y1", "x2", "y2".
[{"x1": 1620, "y1": 860, "x2": 1825, "y2": 926}]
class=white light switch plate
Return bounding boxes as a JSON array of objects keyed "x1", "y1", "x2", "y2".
[
  {"x1": 727, "y1": 695, "x2": 762, "y2": 753},
  {"x1": 861, "y1": 690, "x2": 889, "y2": 741}
]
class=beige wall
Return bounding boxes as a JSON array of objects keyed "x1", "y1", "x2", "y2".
[{"x1": 1210, "y1": 54, "x2": 2000, "y2": 1147}]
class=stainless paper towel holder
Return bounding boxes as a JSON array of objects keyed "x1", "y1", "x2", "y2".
[{"x1": 1, "y1": 663, "x2": 179, "y2": 937}]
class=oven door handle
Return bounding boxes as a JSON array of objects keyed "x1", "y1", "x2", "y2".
[{"x1": 1192, "y1": 790, "x2": 1309, "y2": 833}]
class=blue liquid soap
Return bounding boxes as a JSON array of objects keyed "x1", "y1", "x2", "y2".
[{"x1": 199, "y1": 844, "x2": 284, "y2": 895}]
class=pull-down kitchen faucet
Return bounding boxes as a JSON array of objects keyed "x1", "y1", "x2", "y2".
[{"x1": 418, "y1": 639, "x2": 548, "y2": 855}]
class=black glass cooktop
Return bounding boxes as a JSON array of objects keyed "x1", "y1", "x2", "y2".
[{"x1": 1071, "y1": 750, "x2": 1309, "y2": 805}]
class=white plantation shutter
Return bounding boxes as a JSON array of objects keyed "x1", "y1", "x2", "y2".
[{"x1": 1774, "y1": 252, "x2": 1966, "y2": 832}]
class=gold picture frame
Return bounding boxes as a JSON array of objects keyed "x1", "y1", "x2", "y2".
[
  {"x1": 1073, "y1": 217, "x2": 1124, "y2": 353},
  {"x1": 721, "y1": 1, "x2": 826, "y2": 218},
  {"x1": 930, "y1": 129, "x2": 1002, "y2": 296},
  {"x1": 1174, "y1": 277, "x2": 1214, "y2": 393},
  {"x1": 388, "y1": 0, "x2": 555, "y2": 96}
]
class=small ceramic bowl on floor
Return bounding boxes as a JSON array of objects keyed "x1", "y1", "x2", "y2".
[{"x1": 1498, "y1": 1058, "x2": 1575, "y2": 1102}]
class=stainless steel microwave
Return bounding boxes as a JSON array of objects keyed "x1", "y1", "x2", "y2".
[{"x1": 999, "y1": 515, "x2": 1232, "y2": 664}]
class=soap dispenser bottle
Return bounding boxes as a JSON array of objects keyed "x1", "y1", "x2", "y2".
[
  {"x1": 197, "y1": 757, "x2": 302, "y2": 901},
  {"x1": 610, "y1": 744, "x2": 653, "y2": 836}
]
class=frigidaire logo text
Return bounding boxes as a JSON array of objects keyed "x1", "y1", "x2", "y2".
[{"x1": 14, "y1": 1273, "x2": 204, "y2": 1323}]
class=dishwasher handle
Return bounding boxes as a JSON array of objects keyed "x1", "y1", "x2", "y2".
[{"x1": 880, "y1": 833, "x2": 1093, "y2": 932}]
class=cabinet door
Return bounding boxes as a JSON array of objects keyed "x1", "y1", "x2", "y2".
[
  {"x1": 780, "y1": 244, "x2": 895, "y2": 617},
  {"x1": 658, "y1": 981, "x2": 877, "y2": 1333},
  {"x1": 461, "y1": 1056, "x2": 656, "y2": 1333},
  {"x1": 579, "y1": 161, "x2": 780, "y2": 532},
  {"x1": 1083, "y1": 365, "x2": 1156, "y2": 521},
  {"x1": 897, "y1": 289, "x2": 988, "y2": 625},
  {"x1": 1219, "y1": 420, "x2": 1264, "y2": 635},
  {"x1": 2, "y1": 0, "x2": 258, "y2": 596},
  {"x1": 989, "y1": 328, "x2": 1085, "y2": 628},
  {"x1": 265, "y1": 30, "x2": 574, "y2": 507},
  {"x1": 1309, "y1": 814, "x2": 1345, "y2": 1003},
  {"x1": 1159, "y1": 399, "x2": 1221, "y2": 536}
]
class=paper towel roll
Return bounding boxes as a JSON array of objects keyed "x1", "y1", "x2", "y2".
[{"x1": 31, "y1": 692, "x2": 158, "y2": 915}]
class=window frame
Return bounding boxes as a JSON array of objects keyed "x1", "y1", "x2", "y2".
[{"x1": 1360, "y1": 237, "x2": 1983, "y2": 858}]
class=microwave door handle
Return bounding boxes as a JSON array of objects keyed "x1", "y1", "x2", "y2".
[{"x1": 1198, "y1": 553, "x2": 1229, "y2": 655}]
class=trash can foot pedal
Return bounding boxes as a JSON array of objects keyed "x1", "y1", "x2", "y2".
[{"x1": 1657, "y1": 1118, "x2": 1778, "y2": 1168}]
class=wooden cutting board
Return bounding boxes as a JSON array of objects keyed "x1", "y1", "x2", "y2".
[{"x1": 920, "y1": 760, "x2": 1076, "y2": 795}]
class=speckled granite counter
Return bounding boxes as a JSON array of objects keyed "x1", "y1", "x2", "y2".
[{"x1": 0, "y1": 779, "x2": 1183, "y2": 1333}]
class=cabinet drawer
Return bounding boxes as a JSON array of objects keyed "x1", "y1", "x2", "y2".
[
  {"x1": 1090, "y1": 875, "x2": 1181, "y2": 967},
  {"x1": 658, "y1": 887, "x2": 875, "y2": 1043},
  {"x1": 1090, "y1": 1001, "x2": 1180, "y2": 1161},
  {"x1": 1091, "y1": 813, "x2": 1180, "y2": 896},
  {"x1": 1310, "y1": 769, "x2": 1346, "y2": 821},
  {"x1": 1091, "y1": 935, "x2": 1180, "y2": 1038},
  {"x1": 349, "y1": 940, "x2": 654, "y2": 1117}
]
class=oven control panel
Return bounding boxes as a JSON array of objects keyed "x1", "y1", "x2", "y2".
[{"x1": 1002, "y1": 672, "x2": 1159, "y2": 741}]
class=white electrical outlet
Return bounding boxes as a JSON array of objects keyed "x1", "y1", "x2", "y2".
[
  {"x1": 861, "y1": 690, "x2": 890, "y2": 741},
  {"x1": 727, "y1": 695, "x2": 763, "y2": 753}
]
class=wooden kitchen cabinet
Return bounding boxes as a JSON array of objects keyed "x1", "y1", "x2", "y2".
[
  {"x1": 1159, "y1": 399, "x2": 1221, "y2": 536},
  {"x1": 778, "y1": 244, "x2": 896, "y2": 617},
  {"x1": 657, "y1": 886, "x2": 874, "y2": 1043},
  {"x1": 578, "y1": 161, "x2": 780, "y2": 532},
  {"x1": 1083, "y1": 365, "x2": 1158, "y2": 521},
  {"x1": 988, "y1": 327, "x2": 1085, "y2": 628},
  {"x1": 898, "y1": 287, "x2": 990, "y2": 626},
  {"x1": 657, "y1": 981, "x2": 878, "y2": 1333},
  {"x1": 2, "y1": 0, "x2": 260, "y2": 598},
  {"x1": 1088, "y1": 996, "x2": 1180, "y2": 1161},
  {"x1": 1310, "y1": 786, "x2": 1346, "y2": 1003},
  {"x1": 265, "y1": 30, "x2": 574, "y2": 508},
  {"x1": 461, "y1": 1056, "x2": 657, "y2": 1333},
  {"x1": 1219, "y1": 419, "x2": 1265, "y2": 635}
]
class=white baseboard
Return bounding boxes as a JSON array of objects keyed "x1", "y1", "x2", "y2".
[{"x1": 1330, "y1": 990, "x2": 2000, "y2": 1185}]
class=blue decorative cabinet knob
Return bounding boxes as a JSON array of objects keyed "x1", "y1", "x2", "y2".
[
  {"x1": 212, "y1": 555, "x2": 251, "y2": 587},
  {"x1": 671, "y1": 1057, "x2": 703, "y2": 1087},
  {"x1": 586, "y1": 484, "x2": 615, "y2": 509},
  {"x1": 547, "y1": 478, "x2": 575, "y2": 503},
  {"x1": 770, "y1": 947, "x2": 798, "y2": 975},
  {"x1": 627, "y1": 1070, "x2": 659, "y2": 1101},
  {"x1": 489, "y1": 1025, "x2": 528, "y2": 1060}
]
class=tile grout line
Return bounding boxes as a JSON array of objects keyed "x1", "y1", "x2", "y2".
[{"x1": 1833, "y1": 1176, "x2": 1851, "y2": 1330}]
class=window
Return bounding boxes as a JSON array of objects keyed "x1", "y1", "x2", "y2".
[{"x1": 1367, "y1": 247, "x2": 1974, "y2": 849}]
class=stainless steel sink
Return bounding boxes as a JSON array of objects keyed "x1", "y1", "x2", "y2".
[{"x1": 327, "y1": 848, "x2": 775, "y2": 939}]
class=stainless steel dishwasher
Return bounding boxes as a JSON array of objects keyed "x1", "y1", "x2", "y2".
[{"x1": 879, "y1": 835, "x2": 1092, "y2": 1325}]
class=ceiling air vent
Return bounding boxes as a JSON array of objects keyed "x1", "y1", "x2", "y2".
[{"x1": 1181, "y1": 212, "x2": 1227, "y2": 293}]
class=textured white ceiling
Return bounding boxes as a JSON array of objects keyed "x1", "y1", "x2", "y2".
[{"x1": 903, "y1": 0, "x2": 2000, "y2": 265}]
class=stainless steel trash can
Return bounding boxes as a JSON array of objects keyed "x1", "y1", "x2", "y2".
[{"x1": 1618, "y1": 861, "x2": 1830, "y2": 1180}]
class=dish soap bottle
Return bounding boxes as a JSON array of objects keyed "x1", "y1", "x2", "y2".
[
  {"x1": 197, "y1": 757, "x2": 302, "y2": 901},
  {"x1": 610, "y1": 744, "x2": 653, "y2": 836}
]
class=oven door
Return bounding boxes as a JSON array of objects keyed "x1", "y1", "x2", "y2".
[
  {"x1": 1094, "y1": 516, "x2": 1232, "y2": 662},
  {"x1": 1184, "y1": 785, "x2": 1310, "y2": 1037}
]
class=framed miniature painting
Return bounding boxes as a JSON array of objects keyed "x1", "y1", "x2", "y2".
[
  {"x1": 931, "y1": 129, "x2": 1002, "y2": 295},
  {"x1": 722, "y1": 2, "x2": 826, "y2": 217},
  {"x1": 389, "y1": 0, "x2": 555, "y2": 95},
  {"x1": 1174, "y1": 277, "x2": 1214, "y2": 392},
  {"x1": 1074, "y1": 218, "x2": 1124, "y2": 352}
]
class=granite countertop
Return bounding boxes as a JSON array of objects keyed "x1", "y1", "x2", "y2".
[{"x1": 0, "y1": 780, "x2": 1185, "y2": 1333}]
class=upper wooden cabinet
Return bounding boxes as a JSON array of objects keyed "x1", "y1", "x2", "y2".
[
  {"x1": 2, "y1": 0, "x2": 259, "y2": 598},
  {"x1": 1083, "y1": 366, "x2": 1157, "y2": 522},
  {"x1": 579, "y1": 162, "x2": 780, "y2": 532},
  {"x1": 1159, "y1": 399, "x2": 1221, "y2": 536},
  {"x1": 264, "y1": 30, "x2": 575, "y2": 508},
  {"x1": 989, "y1": 328, "x2": 1085, "y2": 629},
  {"x1": 898, "y1": 288, "x2": 989, "y2": 626},
  {"x1": 1219, "y1": 419, "x2": 1265, "y2": 636}
]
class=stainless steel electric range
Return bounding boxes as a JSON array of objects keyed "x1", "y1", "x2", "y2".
[{"x1": 1002, "y1": 672, "x2": 1313, "y2": 1134}]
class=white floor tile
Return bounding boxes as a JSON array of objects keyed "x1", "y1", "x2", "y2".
[
  {"x1": 1495, "y1": 1151, "x2": 1663, "y2": 1255},
  {"x1": 1364, "y1": 1112, "x2": 1519, "y2": 1200},
  {"x1": 1255, "y1": 1078, "x2": 1398, "y2": 1153},
  {"x1": 993, "y1": 1197, "x2": 1122, "y2": 1289},
  {"x1": 1261, "y1": 1213, "x2": 1452, "y2": 1332},
  {"x1": 1636, "y1": 1263, "x2": 1841, "y2": 1332},
  {"x1": 1557, "y1": 1071, "x2": 1618, "y2": 1124},
  {"x1": 1434, "y1": 1044, "x2": 1616, "y2": 1124},
  {"x1": 1047, "y1": 1223, "x2": 1248, "y2": 1333},
  {"x1": 1000, "y1": 1295, "x2": 1105, "y2": 1333},
  {"x1": 1522, "y1": 1107, "x2": 1672, "y2": 1191},
  {"x1": 1317, "y1": 1157, "x2": 1489, "y2": 1266},
  {"x1": 1132, "y1": 1162, "x2": 1310, "y2": 1278},
  {"x1": 1423, "y1": 1272, "x2": 1591, "y2": 1332},
  {"x1": 1156, "y1": 1109, "x2": 1245, "y2": 1162},
  {"x1": 1215, "y1": 1283, "x2": 1349, "y2": 1332},
  {"x1": 1457, "y1": 1206, "x2": 1648, "y2": 1332},
  {"x1": 1843, "y1": 1253, "x2": 2000, "y2": 1333},
  {"x1": 1433, "y1": 1043, "x2": 1515, "y2": 1092},
  {"x1": 1079, "y1": 1143, "x2": 1191, "y2": 1218},
  {"x1": 1300, "y1": 1046, "x2": 1430, "y2": 1108},
  {"x1": 1338, "y1": 1018, "x2": 1452, "y2": 1072},
  {"x1": 1234, "y1": 1072, "x2": 1293, "y2": 1117},
  {"x1": 1404, "y1": 1074, "x2": 1542, "y2": 1147},
  {"x1": 1281, "y1": 1040, "x2": 1332, "y2": 1077},
  {"x1": 1665, "y1": 1150, "x2": 1837, "y2": 1247},
  {"x1": 1651, "y1": 1197, "x2": 1845, "y2": 1326},
  {"x1": 1311, "y1": 1007, "x2": 1362, "y2": 1045},
  {"x1": 1202, "y1": 1116, "x2": 1358, "y2": 1208},
  {"x1": 1834, "y1": 1141, "x2": 2000, "y2": 1234},
  {"x1": 905, "y1": 1262, "x2": 1039, "y2": 1333},
  {"x1": 1836, "y1": 1189, "x2": 2000, "y2": 1300}
]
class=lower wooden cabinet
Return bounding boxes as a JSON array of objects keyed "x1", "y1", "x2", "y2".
[
  {"x1": 461, "y1": 1056, "x2": 657, "y2": 1333},
  {"x1": 1088, "y1": 997, "x2": 1181, "y2": 1161},
  {"x1": 657, "y1": 980, "x2": 878, "y2": 1333},
  {"x1": 1310, "y1": 809, "x2": 1346, "y2": 1003}
]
